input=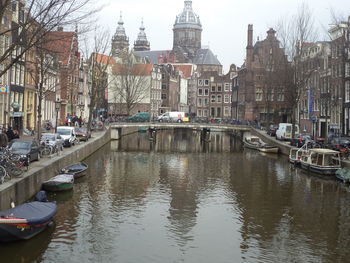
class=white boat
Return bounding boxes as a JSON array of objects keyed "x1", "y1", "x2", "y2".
[
  {"x1": 289, "y1": 143, "x2": 310, "y2": 166},
  {"x1": 299, "y1": 148, "x2": 341, "y2": 175},
  {"x1": 244, "y1": 136, "x2": 279, "y2": 153}
]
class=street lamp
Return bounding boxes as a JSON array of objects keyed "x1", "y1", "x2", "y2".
[{"x1": 55, "y1": 98, "x2": 61, "y2": 133}]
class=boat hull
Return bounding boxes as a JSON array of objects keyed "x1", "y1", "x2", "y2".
[
  {"x1": 300, "y1": 163, "x2": 340, "y2": 176},
  {"x1": 42, "y1": 182, "x2": 73, "y2": 192},
  {"x1": 258, "y1": 147, "x2": 279, "y2": 153},
  {"x1": 0, "y1": 222, "x2": 52, "y2": 242},
  {"x1": 60, "y1": 163, "x2": 88, "y2": 179}
]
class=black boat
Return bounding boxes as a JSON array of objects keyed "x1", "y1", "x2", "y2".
[
  {"x1": 60, "y1": 162, "x2": 88, "y2": 179},
  {"x1": 0, "y1": 198, "x2": 57, "y2": 242}
]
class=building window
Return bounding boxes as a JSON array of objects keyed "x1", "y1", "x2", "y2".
[
  {"x1": 346, "y1": 81, "x2": 350, "y2": 103},
  {"x1": 346, "y1": 62, "x2": 350, "y2": 78},
  {"x1": 255, "y1": 87, "x2": 263, "y2": 101},
  {"x1": 211, "y1": 86, "x2": 216, "y2": 92},
  {"x1": 161, "y1": 94, "x2": 167, "y2": 99},
  {"x1": 203, "y1": 109, "x2": 208, "y2": 117},
  {"x1": 217, "y1": 95, "x2": 222, "y2": 103},
  {"x1": 267, "y1": 90, "x2": 274, "y2": 101},
  {"x1": 224, "y1": 83, "x2": 230, "y2": 91},
  {"x1": 162, "y1": 84, "x2": 166, "y2": 90},
  {"x1": 197, "y1": 109, "x2": 202, "y2": 117},
  {"x1": 198, "y1": 79, "x2": 203, "y2": 86},
  {"x1": 197, "y1": 98, "x2": 202, "y2": 107},
  {"x1": 224, "y1": 106, "x2": 230, "y2": 117},
  {"x1": 198, "y1": 88, "x2": 203, "y2": 96},
  {"x1": 224, "y1": 94, "x2": 230, "y2": 103},
  {"x1": 277, "y1": 91, "x2": 284, "y2": 102},
  {"x1": 211, "y1": 95, "x2": 216, "y2": 103},
  {"x1": 217, "y1": 86, "x2": 222, "y2": 92},
  {"x1": 204, "y1": 79, "x2": 209, "y2": 86},
  {"x1": 204, "y1": 88, "x2": 209, "y2": 96}
]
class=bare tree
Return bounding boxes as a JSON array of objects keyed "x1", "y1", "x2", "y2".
[
  {"x1": 81, "y1": 28, "x2": 112, "y2": 133},
  {"x1": 275, "y1": 2, "x2": 319, "y2": 136},
  {"x1": 111, "y1": 51, "x2": 151, "y2": 115},
  {"x1": 0, "y1": 0, "x2": 100, "y2": 79}
]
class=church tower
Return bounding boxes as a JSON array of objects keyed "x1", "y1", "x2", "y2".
[
  {"x1": 133, "y1": 19, "x2": 150, "y2": 51},
  {"x1": 111, "y1": 12, "x2": 129, "y2": 57},
  {"x1": 173, "y1": 0, "x2": 202, "y2": 61}
]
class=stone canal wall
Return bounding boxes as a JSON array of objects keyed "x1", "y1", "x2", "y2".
[{"x1": 0, "y1": 128, "x2": 111, "y2": 211}]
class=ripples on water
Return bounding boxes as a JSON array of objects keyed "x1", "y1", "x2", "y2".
[{"x1": 2, "y1": 130, "x2": 350, "y2": 263}]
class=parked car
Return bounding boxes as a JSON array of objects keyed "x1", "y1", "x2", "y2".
[
  {"x1": 75, "y1": 127, "x2": 91, "y2": 141},
  {"x1": 276, "y1": 123, "x2": 300, "y2": 140},
  {"x1": 8, "y1": 139, "x2": 40, "y2": 163},
  {"x1": 56, "y1": 126, "x2": 77, "y2": 147},
  {"x1": 40, "y1": 133, "x2": 64, "y2": 151},
  {"x1": 126, "y1": 112, "x2": 150, "y2": 122},
  {"x1": 267, "y1": 125, "x2": 279, "y2": 136},
  {"x1": 290, "y1": 134, "x2": 313, "y2": 147}
]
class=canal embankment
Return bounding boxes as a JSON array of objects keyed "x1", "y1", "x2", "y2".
[{"x1": 0, "y1": 128, "x2": 111, "y2": 211}]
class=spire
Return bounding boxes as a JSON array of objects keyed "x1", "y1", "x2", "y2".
[
  {"x1": 184, "y1": 0, "x2": 193, "y2": 10},
  {"x1": 134, "y1": 18, "x2": 150, "y2": 51},
  {"x1": 115, "y1": 11, "x2": 126, "y2": 37}
]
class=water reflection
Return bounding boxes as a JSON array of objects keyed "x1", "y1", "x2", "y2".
[{"x1": 2, "y1": 131, "x2": 350, "y2": 262}]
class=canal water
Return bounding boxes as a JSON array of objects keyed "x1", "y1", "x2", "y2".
[{"x1": 1, "y1": 129, "x2": 350, "y2": 263}]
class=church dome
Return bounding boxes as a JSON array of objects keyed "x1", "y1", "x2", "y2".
[{"x1": 174, "y1": 1, "x2": 202, "y2": 30}]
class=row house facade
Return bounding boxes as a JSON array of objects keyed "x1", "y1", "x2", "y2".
[
  {"x1": 46, "y1": 28, "x2": 80, "y2": 124},
  {"x1": 329, "y1": 17, "x2": 350, "y2": 135},
  {"x1": 233, "y1": 25, "x2": 291, "y2": 125},
  {"x1": 196, "y1": 64, "x2": 236, "y2": 120},
  {"x1": 297, "y1": 42, "x2": 331, "y2": 138},
  {"x1": 0, "y1": 1, "x2": 13, "y2": 129}
]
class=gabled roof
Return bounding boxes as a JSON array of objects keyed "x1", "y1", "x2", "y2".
[
  {"x1": 134, "y1": 50, "x2": 173, "y2": 64},
  {"x1": 112, "y1": 63, "x2": 154, "y2": 76},
  {"x1": 45, "y1": 31, "x2": 77, "y2": 66},
  {"x1": 173, "y1": 64, "x2": 194, "y2": 78}
]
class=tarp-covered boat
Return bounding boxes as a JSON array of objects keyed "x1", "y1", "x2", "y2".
[
  {"x1": 335, "y1": 168, "x2": 350, "y2": 183},
  {"x1": 244, "y1": 136, "x2": 279, "y2": 153},
  {"x1": 60, "y1": 163, "x2": 88, "y2": 179},
  {"x1": 42, "y1": 174, "x2": 74, "y2": 192},
  {"x1": 0, "y1": 201, "x2": 57, "y2": 242}
]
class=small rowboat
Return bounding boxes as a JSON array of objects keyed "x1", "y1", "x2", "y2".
[
  {"x1": 42, "y1": 174, "x2": 74, "y2": 192},
  {"x1": 0, "y1": 199, "x2": 57, "y2": 242},
  {"x1": 60, "y1": 163, "x2": 88, "y2": 179},
  {"x1": 244, "y1": 136, "x2": 279, "y2": 153}
]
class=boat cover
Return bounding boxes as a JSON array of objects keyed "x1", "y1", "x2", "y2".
[
  {"x1": 0, "y1": 202, "x2": 57, "y2": 225},
  {"x1": 45, "y1": 174, "x2": 74, "y2": 184},
  {"x1": 61, "y1": 163, "x2": 88, "y2": 174}
]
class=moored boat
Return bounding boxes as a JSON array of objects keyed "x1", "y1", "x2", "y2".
[
  {"x1": 244, "y1": 136, "x2": 279, "y2": 153},
  {"x1": 300, "y1": 148, "x2": 341, "y2": 176},
  {"x1": 60, "y1": 162, "x2": 88, "y2": 179},
  {"x1": 335, "y1": 168, "x2": 350, "y2": 183},
  {"x1": 0, "y1": 193, "x2": 57, "y2": 242},
  {"x1": 42, "y1": 174, "x2": 74, "y2": 192}
]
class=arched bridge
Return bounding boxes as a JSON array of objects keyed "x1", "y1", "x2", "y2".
[{"x1": 110, "y1": 122, "x2": 251, "y2": 140}]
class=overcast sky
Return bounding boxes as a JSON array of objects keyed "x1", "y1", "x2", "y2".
[{"x1": 96, "y1": 0, "x2": 350, "y2": 72}]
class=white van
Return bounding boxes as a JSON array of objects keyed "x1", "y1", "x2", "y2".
[
  {"x1": 56, "y1": 126, "x2": 77, "y2": 147},
  {"x1": 157, "y1": 112, "x2": 189, "y2": 123},
  {"x1": 276, "y1": 123, "x2": 299, "y2": 140}
]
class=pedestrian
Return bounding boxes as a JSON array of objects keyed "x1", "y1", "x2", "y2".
[
  {"x1": 6, "y1": 126, "x2": 14, "y2": 141},
  {"x1": 13, "y1": 130, "x2": 20, "y2": 139}
]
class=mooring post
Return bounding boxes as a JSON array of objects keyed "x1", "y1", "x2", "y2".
[{"x1": 149, "y1": 127, "x2": 157, "y2": 142}]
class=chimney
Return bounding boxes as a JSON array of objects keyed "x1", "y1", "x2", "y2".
[
  {"x1": 246, "y1": 24, "x2": 254, "y2": 70},
  {"x1": 247, "y1": 24, "x2": 253, "y2": 48}
]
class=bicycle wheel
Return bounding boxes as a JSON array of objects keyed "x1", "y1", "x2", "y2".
[
  {"x1": 6, "y1": 162, "x2": 23, "y2": 177},
  {"x1": 40, "y1": 146, "x2": 51, "y2": 156}
]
